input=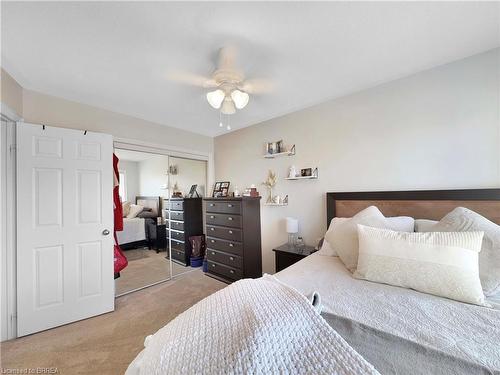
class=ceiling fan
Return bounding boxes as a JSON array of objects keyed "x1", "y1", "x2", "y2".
[{"x1": 167, "y1": 46, "x2": 273, "y2": 119}]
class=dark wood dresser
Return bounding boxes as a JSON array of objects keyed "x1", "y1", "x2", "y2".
[
  {"x1": 164, "y1": 197, "x2": 203, "y2": 266},
  {"x1": 204, "y1": 197, "x2": 262, "y2": 283}
]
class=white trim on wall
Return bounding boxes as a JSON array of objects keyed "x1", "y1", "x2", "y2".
[{"x1": 1, "y1": 102, "x2": 22, "y2": 341}]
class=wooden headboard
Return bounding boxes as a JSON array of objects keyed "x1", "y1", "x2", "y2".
[
  {"x1": 136, "y1": 196, "x2": 161, "y2": 217},
  {"x1": 326, "y1": 189, "x2": 500, "y2": 226}
]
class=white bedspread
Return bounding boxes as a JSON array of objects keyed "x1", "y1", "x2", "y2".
[
  {"x1": 116, "y1": 217, "x2": 146, "y2": 245},
  {"x1": 276, "y1": 253, "x2": 500, "y2": 370},
  {"x1": 126, "y1": 275, "x2": 379, "y2": 375}
]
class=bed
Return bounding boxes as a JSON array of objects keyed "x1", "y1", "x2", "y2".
[
  {"x1": 127, "y1": 189, "x2": 500, "y2": 375},
  {"x1": 116, "y1": 196, "x2": 161, "y2": 248}
]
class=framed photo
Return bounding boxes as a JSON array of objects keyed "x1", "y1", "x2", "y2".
[
  {"x1": 301, "y1": 168, "x2": 312, "y2": 177},
  {"x1": 212, "y1": 181, "x2": 230, "y2": 197},
  {"x1": 276, "y1": 140, "x2": 284, "y2": 153},
  {"x1": 188, "y1": 184, "x2": 199, "y2": 198}
]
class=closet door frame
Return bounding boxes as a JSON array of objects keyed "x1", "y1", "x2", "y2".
[{"x1": 113, "y1": 137, "x2": 212, "y2": 290}]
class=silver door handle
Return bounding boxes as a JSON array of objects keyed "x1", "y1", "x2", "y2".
[
  {"x1": 102, "y1": 229, "x2": 110, "y2": 236},
  {"x1": 228, "y1": 217, "x2": 233, "y2": 221}
]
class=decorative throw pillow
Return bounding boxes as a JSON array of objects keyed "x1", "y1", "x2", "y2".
[
  {"x1": 414, "y1": 219, "x2": 438, "y2": 232},
  {"x1": 324, "y1": 206, "x2": 414, "y2": 271},
  {"x1": 425, "y1": 207, "x2": 500, "y2": 296},
  {"x1": 127, "y1": 204, "x2": 144, "y2": 219},
  {"x1": 355, "y1": 225, "x2": 486, "y2": 306},
  {"x1": 122, "y1": 201, "x2": 131, "y2": 218}
]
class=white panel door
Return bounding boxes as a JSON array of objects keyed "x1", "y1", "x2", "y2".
[{"x1": 16, "y1": 123, "x2": 114, "y2": 336}]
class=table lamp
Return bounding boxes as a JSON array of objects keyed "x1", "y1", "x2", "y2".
[{"x1": 286, "y1": 217, "x2": 299, "y2": 246}]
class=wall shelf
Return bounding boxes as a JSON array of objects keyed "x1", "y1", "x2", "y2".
[
  {"x1": 285, "y1": 176, "x2": 318, "y2": 180},
  {"x1": 285, "y1": 167, "x2": 318, "y2": 180},
  {"x1": 263, "y1": 145, "x2": 296, "y2": 159},
  {"x1": 264, "y1": 202, "x2": 288, "y2": 206}
]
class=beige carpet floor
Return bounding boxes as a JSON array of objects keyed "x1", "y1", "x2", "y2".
[
  {"x1": 115, "y1": 248, "x2": 195, "y2": 295},
  {"x1": 1, "y1": 270, "x2": 225, "y2": 375}
]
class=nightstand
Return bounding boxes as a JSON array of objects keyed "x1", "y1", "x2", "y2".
[
  {"x1": 147, "y1": 220, "x2": 167, "y2": 253},
  {"x1": 273, "y1": 243, "x2": 317, "y2": 272}
]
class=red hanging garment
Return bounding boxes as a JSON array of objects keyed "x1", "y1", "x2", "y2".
[{"x1": 113, "y1": 153, "x2": 128, "y2": 274}]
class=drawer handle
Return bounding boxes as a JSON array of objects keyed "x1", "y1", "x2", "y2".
[
  {"x1": 210, "y1": 203, "x2": 215, "y2": 207},
  {"x1": 210, "y1": 215, "x2": 215, "y2": 219},
  {"x1": 229, "y1": 256, "x2": 234, "y2": 261},
  {"x1": 211, "y1": 251, "x2": 215, "y2": 255},
  {"x1": 229, "y1": 243, "x2": 234, "y2": 247},
  {"x1": 211, "y1": 240, "x2": 215, "y2": 243},
  {"x1": 229, "y1": 270, "x2": 234, "y2": 274},
  {"x1": 228, "y1": 217, "x2": 233, "y2": 221},
  {"x1": 210, "y1": 227, "x2": 214, "y2": 231},
  {"x1": 212, "y1": 264, "x2": 216, "y2": 268},
  {"x1": 228, "y1": 204, "x2": 233, "y2": 207},
  {"x1": 228, "y1": 230, "x2": 233, "y2": 234}
]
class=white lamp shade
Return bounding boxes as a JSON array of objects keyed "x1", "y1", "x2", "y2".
[
  {"x1": 286, "y1": 217, "x2": 299, "y2": 234},
  {"x1": 230, "y1": 89, "x2": 249, "y2": 109},
  {"x1": 221, "y1": 97, "x2": 236, "y2": 114},
  {"x1": 206, "y1": 89, "x2": 225, "y2": 109}
]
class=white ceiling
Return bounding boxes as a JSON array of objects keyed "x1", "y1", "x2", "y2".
[{"x1": 2, "y1": 2, "x2": 499, "y2": 137}]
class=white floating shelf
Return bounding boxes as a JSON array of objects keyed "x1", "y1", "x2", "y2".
[
  {"x1": 285, "y1": 175, "x2": 318, "y2": 180},
  {"x1": 263, "y1": 145, "x2": 296, "y2": 159},
  {"x1": 264, "y1": 203, "x2": 288, "y2": 206}
]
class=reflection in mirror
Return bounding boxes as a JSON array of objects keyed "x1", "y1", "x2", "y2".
[
  {"x1": 167, "y1": 157, "x2": 207, "y2": 277},
  {"x1": 114, "y1": 149, "x2": 172, "y2": 296}
]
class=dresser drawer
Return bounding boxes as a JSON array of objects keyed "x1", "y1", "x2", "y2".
[
  {"x1": 207, "y1": 249, "x2": 242, "y2": 269},
  {"x1": 206, "y1": 237, "x2": 242, "y2": 255},
  {"x1": 171, "y1": 230, "x2": 185, "y2": 241},
  {"x1": 207, "y1": 261, "x2": 242, "y2": 281},
  {"x1": 170, "y1": 200, "x2": 184, "y2": 211},
  {"x1": 206, "y1": 225, "x2": 242, "y2": 242},
  {"x1": 206, "y1": 201, "x2": 241, "y2": 215},
  {"x1": 206, "y1": 213, "x2": 242, "y2": 228},
  {"x1": 171, "y1": 248, "x2": 185, "y2": 263},
  {"x1": 170, "y1": 220, "x2": 184, "y2": 231},
  {"x1": 169, "y1": 211, "x2": 184, "y2": 221},
  {"x1": 171, "y1": 240, "x2": 184, "y2": 252}
]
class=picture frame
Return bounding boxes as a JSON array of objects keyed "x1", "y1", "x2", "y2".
[
  {"x1": 212, "y1": 181, "x2": 230, "y2": 197},
  {"x1": 301, "y1": 168, "x2": 312, "y2": 177},
  {"x1": 276, "y1": 140, "x2": 284, "y2": 153},
  {"x1": 188, "y1": 184, "x2": 200, "y2": 198}
]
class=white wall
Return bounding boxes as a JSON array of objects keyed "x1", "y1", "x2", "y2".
[
  {"x1": 214, "y1": 48, "x2": 500, "y2": 274},
  {"x1": 22, "y1": 89, "x2": 213, "y2": 155},
  {"x1": 169, "y1": 157, "x2": 207, "y2": 197},
  {"x1": 138, "y1": 155, "x2": 170, "y2": 199},
  {"x1": 1, "y1": 69, "x2": 23, "y2": 117},
  {"x1": 118, "y1": 160, "x2": 140, "y2": 203}
]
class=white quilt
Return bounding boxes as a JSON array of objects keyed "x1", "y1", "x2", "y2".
[
  {"x1": 116, "y1": 217, "x2": 146, "y2": 245},
  {"x1": 276, "y1": 253, "x2": 500, "y2": 370},
  {"x1": 126, "y1": 275, "x2": 379, "y2": 375}
]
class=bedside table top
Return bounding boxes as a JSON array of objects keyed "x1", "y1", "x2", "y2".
[{"x1": 272, "y1": 243, "x2": 316, "y2": 256}]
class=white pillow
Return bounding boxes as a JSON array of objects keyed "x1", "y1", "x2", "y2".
[
  {"x1": 127, "y1": 204, "x2": 144, "y2": 219},
  {"x1": 320, "y1": 216, "x2": 415, "y2": 258},
  {"x1": 122, "y1": 201, "x2": 131, "y2": 218},
  {"x1": 354, "y1": 225, "x2": 487, "y2": 306},
  {"x1": 317, "y1": 237, "x2": 337, "y2": 256},
  {"x1": 414, "y1": 219, "x2": 438, "y2": 232},
  {"x1": 425, "y1": 207, "x2": 500, "y2": 296},
  {"x1": 324, "y1": 206, "x2": 414, "y2": 271}
]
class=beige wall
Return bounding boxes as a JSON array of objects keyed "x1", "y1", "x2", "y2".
[
  {"x1": 214, "y1": 48, "x2": 500, "y2": 274},
  {"x1": 0, "y1": 69, "x2": 23, "y2": 117},
  {"x1": 22, "y1": 89, "x2": 213, "y2": 154}
]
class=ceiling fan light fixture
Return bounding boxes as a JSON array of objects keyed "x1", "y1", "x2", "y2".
[
  {"x1": 221, "y1": 98, "x2": 236, "y2": 115},
  {"x1": 230, "y1": 89, "x2": 249, "y2": 109},
  {"x1": 206, "y1": 89, "x2": 225, "y2": 109}
]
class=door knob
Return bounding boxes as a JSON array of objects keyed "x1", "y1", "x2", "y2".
[{"x1": 102, "y1": 229, "x2": 110, "y2": 236}]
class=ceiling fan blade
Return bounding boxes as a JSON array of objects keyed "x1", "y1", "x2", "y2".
[
  {"x1": 217, "y1": 46, "x2": 238, "y2": 70},
  {"x1": 166, "y1": 70, "x2": 217, "y2": 88},
  {"x1": 240, "y1": 78, "x2": 274, "y2": 94}
]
